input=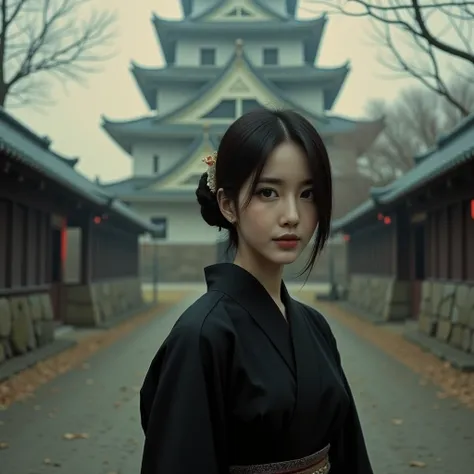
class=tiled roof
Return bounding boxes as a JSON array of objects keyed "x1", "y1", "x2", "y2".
[
  {"x1": 180, "y1": 0, "x2": 298, "y2": 18},
  {"x1": 0, "y1": 107, "x2": 159, "y2": 233},
  {"x1": 101, "y1": 135, "x2": 205, "y2": 194},
  {"x1": 190, "y1": 0, "x2": 289, "y2": 21},
  {"x1": 131, "y1": 62, "x2": 349, "y2": 111},
  {"x1": 152, "y1": 14, "x2": 326, "y2": 65},
  {"x1": 332, "y1": 113, "x2": 474, "y2": 233}
]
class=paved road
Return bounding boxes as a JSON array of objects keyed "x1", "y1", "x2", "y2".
[{"x1": 1, "y1": 293, "x2": 473, "y2": 474}]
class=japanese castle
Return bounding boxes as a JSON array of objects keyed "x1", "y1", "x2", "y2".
[{"x1": 101, "y1": 0, "x2": 383, "y2": 282}]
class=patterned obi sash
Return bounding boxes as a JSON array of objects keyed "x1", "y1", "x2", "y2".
[{"x1": 229, "y1": 444, "x2": 331, "y2": 474}]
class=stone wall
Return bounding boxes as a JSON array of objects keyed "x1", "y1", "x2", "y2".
[
  {"x1": 139, "y1": 241, "x2": 347, "y2": 283},
  {"x1": 347, "y1": 274, "x2": 411, "y2": 322},
  {"x1": 64, "y1": 277, "x2": 143, "y2": 327},
  {"x1": 0, "y1": 293, "x2": 55, "y2": 366},
  {"x1": 418, "y1": 280, "x2": 474, "y2": 353},
  {"x1": 140, "y1": 243, "x2": 217, "y2": 283}
]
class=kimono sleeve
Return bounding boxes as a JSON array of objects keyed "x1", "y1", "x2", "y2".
[
  {"x1": 315, "y1": 312, "x2": 374, "y2": 474},
  {"x1": 139, "y1": 323, "x2": 228, "y2": 474}
]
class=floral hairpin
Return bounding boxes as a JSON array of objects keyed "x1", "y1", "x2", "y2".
[{"x1": 202, "y1": 151, "x2": 217, "y2": 193}]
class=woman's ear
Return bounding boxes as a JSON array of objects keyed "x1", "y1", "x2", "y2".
[{"x1": 216, "y1": 188, "x2": 236, "y2": 224}]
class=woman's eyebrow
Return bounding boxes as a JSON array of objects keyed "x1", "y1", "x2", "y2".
[{"x1": 258, "y1": 177, "x2": 313, "y2": 185}]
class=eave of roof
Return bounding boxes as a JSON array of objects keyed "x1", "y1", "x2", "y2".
[
  {"x1": 332, "y1": 113, "x2": 474, "y2": 233},
  {"x1": 102, "y1": 113, "x2": 383, "y2": 162},
  {"x1": 180, "y1": 0, "x2": 298, "y2": 19},
  {"x1": 133, "y1": 50, "x2": 331, "y2": 128},
  {"x1": 0, "y1": 107, "x2": 159, "y2": 233},
  {"x1": 130, "y1": 62, "x2": 349, "y2": 111},
  {"x1": 190, "y1": 0, "x2": 288, "y2": 21},
  {"x1": 101, "y1": 118, "x2": 231, "y2": 154},
  {"x1": 152, "y1": 14, "x2": 327, "y2": 65}
]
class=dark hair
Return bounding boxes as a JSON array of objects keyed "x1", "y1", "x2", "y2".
[{"x1": 195, "y1": 107, "x2": 332, "y2": 274}]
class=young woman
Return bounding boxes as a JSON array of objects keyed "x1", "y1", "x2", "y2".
[{"x1": 140, "y1": 108, "x2": 374, "y2": 474}]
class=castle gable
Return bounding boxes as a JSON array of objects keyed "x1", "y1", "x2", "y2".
[{"x1": 203, "y1": 0, "x2": 277, "y2": 21}]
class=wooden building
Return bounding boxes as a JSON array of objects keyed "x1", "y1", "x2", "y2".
[
  {"x1": 0, "y1": 108, "x2": 159, "y2": 367},
  {"x1": 332, "y1": 114, "x2": 474, "y2": 354}
]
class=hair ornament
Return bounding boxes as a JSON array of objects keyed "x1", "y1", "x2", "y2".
[{"x1": 202, "y1": 151, "x2": 217, "y2": 193}]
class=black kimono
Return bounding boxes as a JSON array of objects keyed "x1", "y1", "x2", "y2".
[{"x1": 140, "y1": 263, "x2": 373, "y2": 474}]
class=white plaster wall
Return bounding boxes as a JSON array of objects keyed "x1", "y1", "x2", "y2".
[
  {"x1": 156, "y1": 83, "x2": 204, "y2": 116},
  {"x1": 175, "y1": 39, "x2": 304, "y2": 67},
  {"x1": 274, "y1": 83, "x2": 325, "y2": 115},
  {"x1": 131, "y1": 139, "x2": 194, "y2": 177}
]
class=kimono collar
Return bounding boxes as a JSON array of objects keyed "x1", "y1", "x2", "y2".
[{"x1": 204, "y1": 263, "x2": 295, "y2": 372}]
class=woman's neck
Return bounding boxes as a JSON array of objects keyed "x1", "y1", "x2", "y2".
[{"x1": 233, "y1": 251, "x2": 284, "y2": 307}]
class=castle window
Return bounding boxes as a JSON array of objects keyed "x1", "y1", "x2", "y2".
[
  {"x1": 201, "y1": 100, "x2": 237, "y2": 119},
  {"x1": 240, "y1": 8, "x2": 252, "y2": 16},
  {"x1": 263, "y1": 48, "x2": 278, "y2": 65},
  {"x1": 200, "y1": 48, "x2": 216, "y2": 66},
  {"x1": 153, "y1": 155, "x2": 160, "y2": 174},
  {"x1": 226, "y1": 8, "x2": 238, "y2": 16}
]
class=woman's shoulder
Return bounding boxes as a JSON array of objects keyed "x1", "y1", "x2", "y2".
[{"x1": 165, "y1": 290, "x2": 236, "y2": 349}]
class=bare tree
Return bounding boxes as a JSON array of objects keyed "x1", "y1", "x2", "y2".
[
  {"x1": 302, "y1": 0, "x2": 474, "y2": 117},
  {"x1": 0, "y1": 0, "x2": 117, "y2": 108},
  {"x1": 360, "y1": 78, "x2": 474, "y2": 184}
]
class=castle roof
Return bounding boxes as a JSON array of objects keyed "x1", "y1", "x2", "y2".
[
  {"x1": 104, "y1": 49, "x2": 380, "y2": 155},
  {"x1": 153, "y1": 14, "x2": 326, "y2": 65},
  {"x1": 131, "y1": 61, "x2": 349, "y2": 111},
  {"x1": 102, "y1": 113, "x2": 382, "y2": 156},
  {"x1": 332, "y1": 113, "x2": 474, "y2": 233},
  {"x1": 180, "y1": 0, "x2": 298, "y2": 19}
]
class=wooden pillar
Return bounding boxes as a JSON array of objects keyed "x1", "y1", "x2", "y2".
[
  {"x1": 81, "y1": 215, "x2": 92, "y2": 284},
  {"x1": 395, "y1": 210, "x2": 411, "y2": 280}
]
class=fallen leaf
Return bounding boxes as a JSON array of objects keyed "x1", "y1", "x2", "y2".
[
  {"x1": 0, "y1": 441, "x2": 9, "y2": 449},
  {"x1": 63, "y1": 432, "x2": 89, "y2": 440},
  {"x1": 409, "y1": 460, "x2": 427, "y2": 468},
  {"x1": 44, "y1": 458, "x2": 61, "y2": 467},
  {"x1": 86, "y1": 379, "x2": 94, "y2": 385},
  {"x1": 114, "y1": 401, "x2": 121, "y2": 408},
  {"x1": 391, "y1": 418, "x2": 403, "y2": 425}
]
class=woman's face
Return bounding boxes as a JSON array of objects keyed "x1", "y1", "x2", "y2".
[{"x1": 230, "y1": 141, "x2": 318, "y2": 271}]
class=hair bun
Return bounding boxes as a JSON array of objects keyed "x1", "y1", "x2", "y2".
[{"x1": 196, "y1": 173, "x2": 232, "y2": 230}]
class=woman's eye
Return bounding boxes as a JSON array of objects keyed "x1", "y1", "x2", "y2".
[
  {"x1": 301, "y1": 189, "x2": 314, "y2": 200},
  {"x1": 257, "y1": 188, "x2": 277, "y2": 198}
]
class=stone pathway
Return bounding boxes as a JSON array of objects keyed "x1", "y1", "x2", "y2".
[{"x1": 0, "y1": 291, "x2": 473, "y2": 474}]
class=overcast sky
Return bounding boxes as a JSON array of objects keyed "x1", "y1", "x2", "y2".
[{"x1": 9, "y1": 0, "x2": 421, "y2": 182}]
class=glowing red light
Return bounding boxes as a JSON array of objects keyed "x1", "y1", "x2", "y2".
[
  {"x1": 93, "y1": 216, "x2": 101, "y2": 224},
  {"x1": 343, "y1": 234, "x2": 350, "y2": 242},
  {"x1": 471, "y1": 200, "x2": 474, "y2": 220},
  {"x1": 383, "y1": 216, "x2": 391, "y2": 225},
  {"x1": 377, "y1": 213, "x2": 383, "y2": 220}
]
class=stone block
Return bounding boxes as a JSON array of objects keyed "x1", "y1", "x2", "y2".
[
  {"x1": 461, "y1": 328, "x2": 472, "y2": 353},
  {"x1": 35, "y1": 320, "x2": 55, "y2": 347},
  {"x1": 449, "y1": 324, "x2": 463, "y2": 349},
  {"x1": 418, "y1": 314, "x2": 437, "y2": 336},
  {"x1": 437, "y1": 284, "x2": 455, "y2": 320},
  {"x1": 27, "y1": 295, "x2": 42, "y2": 321},
  {"x1": 38, "y1": 293, "x2": 54, "y2": 320},
  {"x1": 436, "y1": 320, "x2": 452, "y2": 343},
  {"x1": 9, "y1": 297, "x2": 35, "y2": 354},
  {"x1": 0, "y1": 298, "x2": 12, "y2": 338}
]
